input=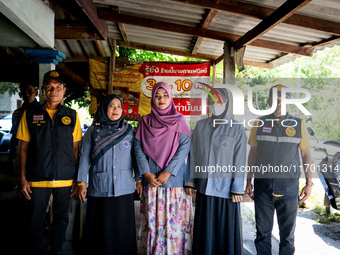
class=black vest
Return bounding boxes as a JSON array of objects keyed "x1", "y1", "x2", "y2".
[
  {"x1": 26, "y1": 104, "x2": 77, "y2": 181},
  {"x1": 254, "y1": 114, "x2": 302, "y2": 196}
]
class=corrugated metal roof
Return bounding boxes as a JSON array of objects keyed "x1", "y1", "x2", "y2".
[{"x1": 53, "y1": 0, "x2": 340, "y2": 68}]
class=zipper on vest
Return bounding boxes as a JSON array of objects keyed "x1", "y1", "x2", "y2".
[
  {"x1": 51, "y1": 117, "x2": 56, "y2": 180},
  {"x1": 51, "y1": 107, "x2": 62, "y2": 180},
  {"x1": 272, "y1": 120, "x2": 280, "y2": 192}
]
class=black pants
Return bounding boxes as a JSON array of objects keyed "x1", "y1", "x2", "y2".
[
  {"x1": 254, "y1": 192, "x2": 298, "y2": 255},
  {"x1": 25, "y1": 186, "x2": 71, "y2": 255}
]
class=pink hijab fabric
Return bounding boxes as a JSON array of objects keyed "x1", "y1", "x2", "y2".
[{"x1": 135, "y1": 82, "x2": 191, "y2": 169}]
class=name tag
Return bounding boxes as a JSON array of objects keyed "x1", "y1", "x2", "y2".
[{"x1": 32, "y1": 120, "x2": 47, "y2": 127}]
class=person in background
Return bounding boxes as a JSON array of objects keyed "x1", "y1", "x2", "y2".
[
  {"x1": 10, "y1": 81, "x2": 39, "y2": 177},
  {"x1": 246, "y1": 84, "x2": 313, "y2": 255},
  {"x1": 190, "y1": 88, "x2": 246, "y2": 255},
  {"x1": 17, "y1": 70, "x2": 82, "y2": 255},
  {"x1": 134, "y1": 82, "x2": 193, "y2": 254},
  {"x1": 77, "y1": 94, "x2": 138, "y2": 255}
]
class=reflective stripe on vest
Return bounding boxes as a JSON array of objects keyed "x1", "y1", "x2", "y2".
[{"x1": 256, "y1": 135, "x2": 301, "y2": 144}]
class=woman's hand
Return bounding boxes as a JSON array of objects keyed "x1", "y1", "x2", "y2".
[
  {"x1": 232, "y1": 195, "x2": 243, "y2": 203},
  {"x1": 70, "y1": 181, "x2": 78, "y2": 198},
  {"x1": 136, "y1": 181, "x2": 143, "y2": 198},
  {"x1": 185, "y1": 187, "x2": 195, "y2": 198},
  {"x1": 77, "y1": 184, "x2": 87, "y2": 202},
  {"x1": 144, "y1": 172, "x2": 161, "y2": 187},
  {"x1": 156, "y1": 170, "x2": 171, "y2": 185}
]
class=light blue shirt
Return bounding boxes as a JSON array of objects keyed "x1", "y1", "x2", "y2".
[
  {"x1": 190, "y1": 115, "x2": 247, "y2": 199},
  {"x1": 134, "y1": 134, "x2": 190, "y2": 188},
  {"x1": 77, "y1": 125, "x2": 136, "y2": 197}
]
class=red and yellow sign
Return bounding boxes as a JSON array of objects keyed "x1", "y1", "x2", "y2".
[{"x1": 89, "y1": 59, "x2": 210, "y2": 118}]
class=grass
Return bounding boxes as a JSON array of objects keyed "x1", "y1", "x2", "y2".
[
  {"x1": 314, "y1": 204, "x2": 340, "y2": 223},
  {"x1": 298, "y1": 181, "x2": 340, "y2": 223}
]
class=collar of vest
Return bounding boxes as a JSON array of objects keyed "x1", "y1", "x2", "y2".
[{"x1": 42, "y1": 103, "x2": 64, "y2": 111}]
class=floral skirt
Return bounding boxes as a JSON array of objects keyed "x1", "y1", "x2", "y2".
[{"x1": 137, "y1": 187, "x2": 194, "y2": 255}]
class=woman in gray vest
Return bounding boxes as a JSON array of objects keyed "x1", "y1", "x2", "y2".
[
  {"x1": 77, "y1": 95, "x2": 137, "y2": 255},
  {"x1": 191, "y1": 88, "x2": 247, "y2": 255}
]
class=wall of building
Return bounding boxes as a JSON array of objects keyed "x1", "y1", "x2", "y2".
[{"x1": 0, "y1": 92, "x2": 21, "y2": 118}]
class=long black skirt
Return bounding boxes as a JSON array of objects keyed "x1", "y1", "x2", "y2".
[
  {"x1": 82, "y1": 193, "x2": 137, "y2": 255},
  {"x1": 192, "y1": 192, "x2": 243, "y2": 255}
]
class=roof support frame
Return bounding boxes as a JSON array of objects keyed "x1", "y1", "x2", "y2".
[
  {"x1": 171, "y1": 0, "x2": 340, "y2": 36},
  {"x1": 233, "y1": 0, "x2": 311, "y2": 50},
  {"x1": 98, "y1": 10, "x2": 313, "y2": 57}
]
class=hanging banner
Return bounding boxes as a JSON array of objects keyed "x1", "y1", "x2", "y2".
[{"x1": 89, "y1": 59, "x2": 210, "y2": 121}]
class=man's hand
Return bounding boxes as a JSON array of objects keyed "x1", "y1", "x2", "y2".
[
  {"x1": 156, "y1": 170, "x2": 171, "y2": 185},
  {"x1": 232, "y1": 195, "x2": 243, "y2": 203},
  {"x1": 185, "y1": 187, "x2": 195, "y2": 198},
  {"x1": 77, "y1": 184, "x2": 87, "y2": 202},
  {"x1": 299, "y1": 184, "x2": 312, "y2": 203},
  {"x1": 144, "y1": 172, "x2": 161, "y2": 187},
  {"x1": 136, "y1": 181, "x2": 143, "y2": 199},
  {"x1": 19, "y1": 177, "x2": 32, "y2": 200},
  {"x1": 246, "y1": 183, "x2": 254, "y2": 200},
  {"x1": 70, "y1": 181, "x2": 78, "y2": 198}
]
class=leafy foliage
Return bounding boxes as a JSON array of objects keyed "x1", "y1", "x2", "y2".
[
  {"x1": 0, "y1": 82, "x2": 19, "y2": 96},
  {"x1": 117, "y1": 47, "x2": 203, "y2": 62}
]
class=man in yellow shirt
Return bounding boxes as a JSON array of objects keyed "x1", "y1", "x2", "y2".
[
  {"x1": 246, "y1": 84, "x2": 313, "y2": 255},
  {"x1": 10, "y1": 80, "x2": 39, "y2": 177},
  {"x1": 17, "y1": 70, "x2": 82, "y2": 255}
]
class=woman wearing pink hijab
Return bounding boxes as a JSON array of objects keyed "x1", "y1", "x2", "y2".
[{"x1": 134, "y1": 82, "x2": 194, "y2": 254}]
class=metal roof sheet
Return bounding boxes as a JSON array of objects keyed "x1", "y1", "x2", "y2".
[{"x1": 53, "y1": 0, "x2": 340, "y2": 68}]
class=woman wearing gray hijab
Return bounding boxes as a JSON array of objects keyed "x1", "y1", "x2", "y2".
[{"x1": 190, "y1": 88, "x2": 247, "y2": 255}]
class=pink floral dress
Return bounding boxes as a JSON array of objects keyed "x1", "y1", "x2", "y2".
[{"x1": 137, "y1": 187, "x2": 194, "y2": 255}]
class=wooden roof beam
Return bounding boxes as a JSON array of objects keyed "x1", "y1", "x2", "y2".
[
  {"x1": 74, "y1": 0, "x2": 108, "y2": 40},
  {"x1": 98, "y1": 10, "x2": 313, "y2": 56},
  {"x1": 57, "y1": 0, "x2": 108, "y2": 40},
  {"x1": 215, "y1": 54, "x2": 273, "y2": 69},
  {"x1": 234, "y1": 0, "x2": 311, "y2": 50},
  {"x1": 192, "y1": 9, "x2": 218, "y2": 54},
  {"x1": 172, "y1": 0, "x2": 340, "y2": 36},
  {"x1": 118, "y1": 41, "x2": 272, "y2": 69},
  {"x1": 95, "y1": 40, "x2": 105, "y2": 57},
  {"x1": 243, "y1": 60, "x2": 273, "y2": 69},
  {"x1": 55, "y1": 24, "x2": 103, "y2": 40},
  {"x1": 112, "y1": 7, "x2": 130, "y2": 42}
]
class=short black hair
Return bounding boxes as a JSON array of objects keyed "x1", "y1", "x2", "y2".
[{"x1": 19, "y1": 80, "x2": 38, "y2": 94}]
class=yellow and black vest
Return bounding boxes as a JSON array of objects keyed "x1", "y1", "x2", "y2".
[
  {"x1": 254, "y1": 113, "x2": 302, "y2": 196},
  {"x1": 26, "y1": 104, "x2": 76, "y2": 182}
]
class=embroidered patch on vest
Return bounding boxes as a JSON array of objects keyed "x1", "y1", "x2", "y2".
[
  {"x1": 33, "y1": 115, "x2": 44, "y2": 121},
  {"x1": 221, "y1": 141, "x2": 229, "y2": 148},
  {"x1": 61, "y1": 116, "x2": 71, "y2": 125},
  {"x1": 262, "y1": 126, "x2": 272, "y2": 133},
  {"x1": 285, "y1": 127, "x2": 296, "y2": 137},
  {"x1": 122, "y1": 141, "x2": 130, "y2": 148}
]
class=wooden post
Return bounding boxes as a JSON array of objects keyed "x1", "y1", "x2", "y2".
[
  {"x1": 223, "y1": 41, "x2": 235, "y2": 118},
  {"x1": 108, "y1": 39, "x2": 116, "y2": 95},
  {"x1": 212, "y1": 60, "x2": 216, "y2": 87}
]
